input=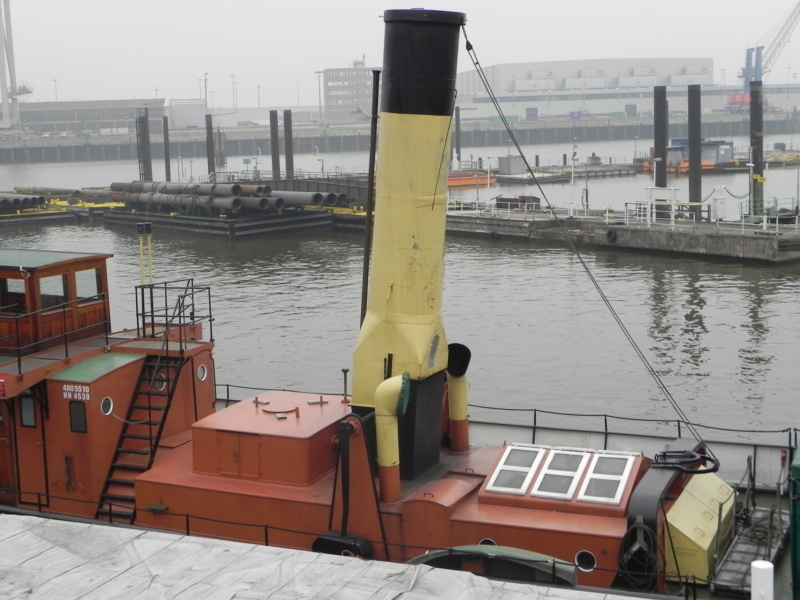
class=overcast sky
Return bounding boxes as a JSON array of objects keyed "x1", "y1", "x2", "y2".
[{"x1": 9, "y1": 1, "x2": 799, "y2": 108}]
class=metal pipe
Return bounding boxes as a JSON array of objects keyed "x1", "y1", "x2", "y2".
[
  {"x1": 123, "y1": 193, "x2": 242, "y2": 211},
  {"x1": 361, "y1": 69, "x2": 381, "y2": 325},
  {"x1": 270, "y1": 190, "x2": 324, "y2": 206},
  {"x1": 239, "y1": 184, "x2": 268, "y2": 196},
  {"x1": 13, "y1": 186, "x2": 80, "y2": 196},
  {"x1": 336, "y1": 193, "x2": 349, "y2": 207},
  {"x1": 238, "y1": 196, "x2": 268, "y2": 210},
  {"x1": 322, "y1": 192, "x2": 337, "y2": 207},
  {"x1": 267, "y1": 196, "x2": 285, "y2": 211}
]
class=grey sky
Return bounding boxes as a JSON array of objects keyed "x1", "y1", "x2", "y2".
[{"x1": 10, "y1": 1, "x2": 799, "y2": 108}]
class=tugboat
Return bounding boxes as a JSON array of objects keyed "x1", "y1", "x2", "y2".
[{"x1": 0, "y1": 9, "x2": 793, "y2": 598}]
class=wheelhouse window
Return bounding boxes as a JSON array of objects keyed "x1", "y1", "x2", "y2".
[
  {"x1": 20, "y1": 394, "x2": 36, "y2": 427},
  {"x1": 69, "y1": 401, "x2": 87, "y2": 433},
  {"x1": 39, "y1": 274, "x2": 67, "y2": 309},
  {"x1": 75, "y1": 268, "x2": 102, "y2": 302},
  {"x1": 0, "y1": 278, "x2": 27, "y2": 314}
]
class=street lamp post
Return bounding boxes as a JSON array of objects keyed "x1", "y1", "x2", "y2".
[
  {"x1": 257, "y1": 84, "x2": 261, "y2": 109},
  {"x1": 203, "y1": 73, "x2": 208, "y2": 111},
  {"x1": 230, "y1": 74, "x2": 236, "y2": 109},
  {"x1": 53, "y1": 79, "x2": 58, "y2": 102},
  {"x1": 571, "y1": 142, "x2": 578, "y2": 185}
]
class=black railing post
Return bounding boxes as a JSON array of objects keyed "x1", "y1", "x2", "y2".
[
  {"x1": 15, "y1": 317, "x2": 22, "y2": 375},
  {"x1": 62, "y1": 303, "x2": 69, "y2": 358}
]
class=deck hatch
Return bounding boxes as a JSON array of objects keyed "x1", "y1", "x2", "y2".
[{"x1": 485, "y1": 445, "x2": 544, "y2": 495}]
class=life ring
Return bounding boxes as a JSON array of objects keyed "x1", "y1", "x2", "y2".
[{"x1": 605, "y1": 229, "x2": 618, "y2": 243}]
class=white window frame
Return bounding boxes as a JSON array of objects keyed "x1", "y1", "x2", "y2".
[
  {"x1": 485, "y1": 444, "x2": 545, "y2": 495},
  {"x1": 576, "y1": 453, "x2": 637, "y2": 505},
  {"x1": 530, "y1": 449, "x2": 591, "y2": 500}
]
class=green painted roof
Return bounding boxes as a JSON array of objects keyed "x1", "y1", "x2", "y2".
[
  {"x1": 50, "y1": 353, "x2": 143, "y2": 384},
  {"x1": 0, "y1": 249, "x2": 112, "y2": 270}
]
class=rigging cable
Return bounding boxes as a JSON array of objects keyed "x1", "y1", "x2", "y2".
[{"x1": 460, "y1": 25, "x2": 716, "y2": 461}]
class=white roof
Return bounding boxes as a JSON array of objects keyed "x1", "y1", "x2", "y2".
[{"x1": 0, "y1": 514, "x2": 652, "y2": 599}]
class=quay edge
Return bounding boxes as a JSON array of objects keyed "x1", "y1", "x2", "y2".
[{"x1": 443, "y1": 212, "x2": 800, "y2": 262}]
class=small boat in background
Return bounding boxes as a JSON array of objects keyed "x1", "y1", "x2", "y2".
[{"x1": 448, "y1": 169, "x2": 495, "y2": 188}]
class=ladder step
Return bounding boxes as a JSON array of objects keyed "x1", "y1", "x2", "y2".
[
  {"x1": 124, "y1": 420, "x2": 161, "y2": 427},
  {"x1": 121, "y1": 433, "x2": 155, "y2": 440},
  {"x1": 96, "y1": 508, "x2": 135, "y2": 522},
  {"x1": 115, "y1": 448, "x2": 151, "y2": 456},
  {"x1": 108, "y1": 478, "x2": 136, "y2": 486},
  {"x1": 132, "y1": 404, "x2": 167, "y2": 411},
  {"x1": 112, "y1": 463, "x2": 147, "y2": 472},
  {"x1": 101, "y1": 493, "x2": 135, "y2": 502}
]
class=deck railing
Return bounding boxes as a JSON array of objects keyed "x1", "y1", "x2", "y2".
[
  {"x1": 135, "y1": 279, "x2": 214, "y2": 352},
  {"x1": 0, "y1": 294, "x2": 109, "y2": 375}
]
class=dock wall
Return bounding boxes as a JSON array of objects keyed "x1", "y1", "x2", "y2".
[{"x1": 1, "y1": 113, "x2": 796, "y2": 165}]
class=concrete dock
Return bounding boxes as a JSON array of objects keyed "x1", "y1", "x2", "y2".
[{"x1": 440, "y1": 207, "x2": 800, "y2": 262}]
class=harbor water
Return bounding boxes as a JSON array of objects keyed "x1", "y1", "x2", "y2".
[{"x1": 1, "y1": 137, "x2": 799, "y2": 437}]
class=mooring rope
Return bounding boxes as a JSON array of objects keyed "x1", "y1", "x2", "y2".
[{"x1": 460, "y1": 24, "x2": 716, "y2": 459}]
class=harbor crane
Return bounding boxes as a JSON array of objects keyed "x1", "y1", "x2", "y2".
[{"x1": 739, "y1": 0, "x2": 800, "y2": 89}]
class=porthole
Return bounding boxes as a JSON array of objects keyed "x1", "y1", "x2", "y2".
[
  {"x1": 478, "y1": 538, "x2": 497, "y2": 546},
  {"x1": 153, "y1": 372, "x2": 167, "y2": 391},
  {"x1": 197, "y1": 364, "x2": 208, "y2": 381},
  {"x1": 575, "y1": 550, "x2": 597, "y2": 572},
  {"x1": 100, "y1": 397, "x2": 114, "y2": 416}
]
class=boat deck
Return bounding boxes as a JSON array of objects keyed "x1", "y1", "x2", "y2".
[{"x1": 712, "y1": 506, "x2": 790, "y2": 595}]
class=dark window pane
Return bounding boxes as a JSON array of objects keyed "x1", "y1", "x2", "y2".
[
  {"x1": 504, "y1": 448, "x2": 538, "y2": 468},
  {"x1": 584, "y1": 478, "x2": 620, "y2": 499},
  {"x1": 538, "y1": 474, "x2": 573, "y2": 494},
  {"x1": 20, "y1": 396, "x2": 36, "y2": 427},
  {"x1": 593, "y1": 457, "x2": 627, "y2": 476},
  {"x1": 494, "y1": 470, "x2": 528, "y2": 490},
  {"x1": 549, "y1": 453, "x2": 583, "y2": 472},
  {"x1": 69, "y1": 401, "x2": 87, "y2": 433}
]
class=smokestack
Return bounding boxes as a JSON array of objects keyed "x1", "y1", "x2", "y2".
[{"x1": 352, "y1": 8, "x2": 465, "y2": 502}]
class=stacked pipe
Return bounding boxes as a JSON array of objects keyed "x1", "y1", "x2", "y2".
[
  {"x1": 0, "y1": 193, "x2": 46, "y2": 210},
  {"x1": 44, "y1": 181, "x2": 343, "y2": 215}
]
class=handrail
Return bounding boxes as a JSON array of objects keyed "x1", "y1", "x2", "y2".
[
  {"x1": 0, "y1": 293, "x2": 109, "y2": 375},
  {"x1": 135, "y1": 280, "x2": 214, "y2": 347}
]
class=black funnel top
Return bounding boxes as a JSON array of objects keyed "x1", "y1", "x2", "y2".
[{"x1": 381, "y1": 9, "x2": 466, "y2": 116}]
